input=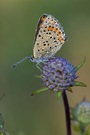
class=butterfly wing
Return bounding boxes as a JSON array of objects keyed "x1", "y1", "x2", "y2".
[
  {"x1": 33, "y1": 14, "x2": 66, "y2": 59},
  {"x1": 34, "y1": 14, "x2": 48, "y2": 43}
]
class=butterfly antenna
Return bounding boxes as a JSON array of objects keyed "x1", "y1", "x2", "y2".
[{"x1": 12, "y1": 56, "x2": 29, "y2": 68}]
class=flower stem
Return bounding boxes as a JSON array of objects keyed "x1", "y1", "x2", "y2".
[{"x1": 62, "y1": 91, "x2": 72, "y2": 135}]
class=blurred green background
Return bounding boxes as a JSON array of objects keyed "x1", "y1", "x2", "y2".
[{"x1": 1, "y1": 0, "x2": 90, "y2": 135}]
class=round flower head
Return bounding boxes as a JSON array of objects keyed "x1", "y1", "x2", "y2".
[
  {"x1": 31, "y1": 56, "x2": 86, "y2": 96},
  {"x1": 42, "y1": 57, "x2": 77, "y2": 93},
  {"x1": 72, "y1": 100, "x2": 90, "y2": 126}
]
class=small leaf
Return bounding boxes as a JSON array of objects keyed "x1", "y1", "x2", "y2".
[
  {"x1": 31, "y1": 87, "x2": 48, "y2": 96},
  {"x1": 68, "y1": 87, "x2": 73, "y2": 92},
  {"x1": 75, "y1": 56, "x2": 86, "y2": 72},
  {"x1": 72, "y1": 120, "x2": 81, "y2": 132},
  {"x1": 56, "y1": 91, "x2": 62, "y2": 101},
  {"x1": 74, "y1": 81, "x2": 87, "y2": 87}
]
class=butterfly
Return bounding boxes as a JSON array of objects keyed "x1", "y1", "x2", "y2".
[{"x1": 12, "y1": 14, "x2": 67, "y2": 69}]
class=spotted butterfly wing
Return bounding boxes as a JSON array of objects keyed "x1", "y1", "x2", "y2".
[
  {"x1": 33, "y1": 14, "x2": 66, "y2": 59},
  {"x1": 12, "y1": 14, "x2": 67, "y2": 69}
]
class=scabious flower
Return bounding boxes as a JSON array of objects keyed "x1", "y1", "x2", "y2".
[
  {"x1": 42, "y1": 57, "x2": 77, "y2": 93},
  {"x1": 72, "y1": 99, "x2": 90, "y2": 126},
  {"x1": 31, "y1": 56, "x2": 86, "y2": 96},
  {"x1": 71, "y1": 99, "x2": 90, "y2": 135}
]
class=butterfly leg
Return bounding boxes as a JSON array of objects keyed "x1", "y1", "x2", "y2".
[{"x1": 36, "y1": 63, "x2": 42, "y2": 71}]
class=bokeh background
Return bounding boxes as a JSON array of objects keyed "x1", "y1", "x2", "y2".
[{"x1": 1, "y1": 0, "x2": 90, "y2": 135}]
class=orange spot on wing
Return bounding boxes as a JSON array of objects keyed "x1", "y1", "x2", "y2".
[
  {"x1": 39, "y1": 23, "x2": 42, "y2": 28},
  {"x1": 57, "y1": 33, "x2": 63, "y2": 37},
  {"x1": 47, "y1": 27, "x2": 53, "y2": 31},
  {"x1": 39, "y1": 16, "x2": 47, "y2": 28},
  {"x1": 41, "y1": 17, "x2": 46, "y2": 21},
  {"x1": 53, "y1": 28, "x2": 58, "y2": 33},
  {"x1": 47, "y1": 27, "x2": 62, "y2": 35},
  {"x1": 54, "y1": 28, "x2": 62, "y2": 34},
  {"x1": 58, "y1": 37, "x2": 62, "y2": 41},
  {"x1": 58, "y1": 37, "x2": 64, "y2": 43}
]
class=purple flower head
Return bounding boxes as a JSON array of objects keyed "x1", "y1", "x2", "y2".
[
  {"x1": 42, "y1": 57, "x2": 77, "y2": 93},
  {"x1": 31, "y1": 56, "x2": 86, "y2": 96}
]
